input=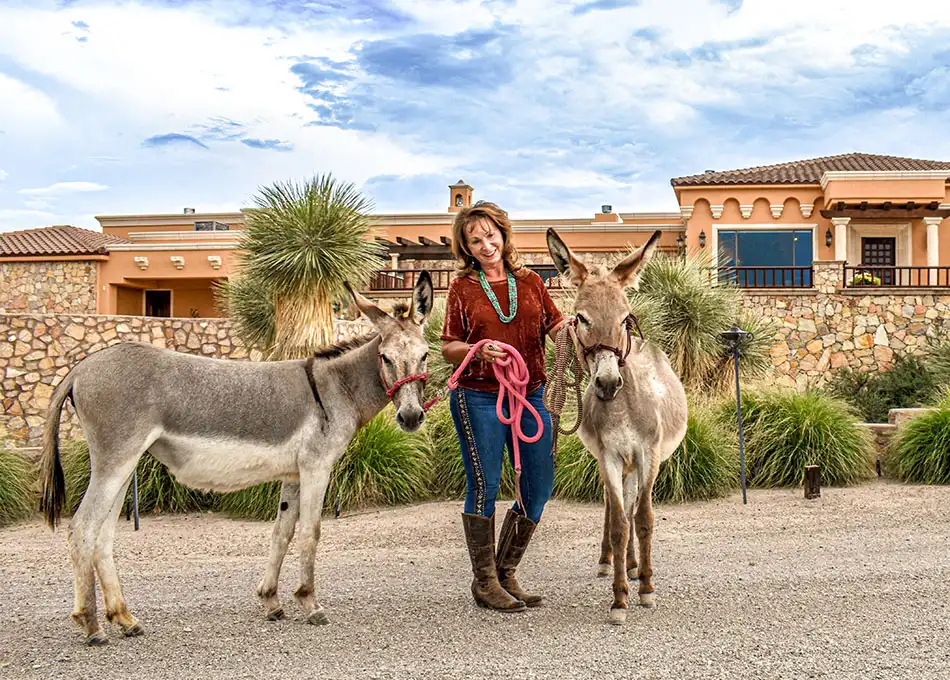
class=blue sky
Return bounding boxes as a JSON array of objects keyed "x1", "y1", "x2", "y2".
[{"x1": 1, "y1": 0, "x2": 950, "y2": 232}]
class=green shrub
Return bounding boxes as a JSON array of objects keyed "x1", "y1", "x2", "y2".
[
  {"x1": 417, "y1": 401, "x2": 466, "y2": 499},
  {"x1": 552, "y1": 434, "x2": 601, "y2": 502},
  {"x1": 219, "y1": 409, "x2": 430, "y2": 519},
  {"x1": 888, "y1": 395, "x2": 950, "y2": 484},
  {"x1": 61, "y1": 440, "x2": 216, "y2": 515},
  {"x1": 924, "y1": 342, "x2": 950, "y2": 387},
  {"x1": 0, "y1": 448, "x2": 36, "y2": 526},
  {"x1": 722, "y1": 390, "x2": 873, "y2": 487},
  {"x1": 825, "y1": 354, "x2": 937, "y2": 423}
]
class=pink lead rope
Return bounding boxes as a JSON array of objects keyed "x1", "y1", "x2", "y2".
[{"x1": 447, "y1": 339, "x2": 545, "y2": 509}]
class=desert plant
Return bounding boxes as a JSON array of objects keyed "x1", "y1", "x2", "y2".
[
  {"x1": 218, "y1": 174, "x2": 385, "y2": 359},
  {"x1": 552, "y1": 434, "x2": 601, "y2": 502},
  {"x1": 654, "y1": 404, "x2": 738, "y2": 503},
  {"x1": 723, "y1": 389, "x2": 873, "y2": 487},
  {"x1": 0, "y1": 448, "x2": 36, "y2": 526},
  {"x1": 628, "y1": 251, "x2": 772, "y2": 393},
  {"x1": 924, "y1": 341, "x2": 950, "y2": 387},
  {"x1": 417, "y1": 400, "x2": 466, "y2": 499},
  {"x1": 888, "y1": 394, "x2": 950, "y2": 484},
  {"x1": 60, "y1": 440, "x2": 216, "y2": 515},
  {"x1": 825, "y1": 354, "x2": 937, "y2": 423}
]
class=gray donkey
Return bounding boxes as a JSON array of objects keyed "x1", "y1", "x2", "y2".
[
  {"x1": 547, "y1": 229, "x2": 688, "y2": 625},
  {"x1": 40, "y1": 273, "x2": 434, "y2": 646}
]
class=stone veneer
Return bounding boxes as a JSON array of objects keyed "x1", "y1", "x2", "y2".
[
  {"x1": 741, "y1": 261, "x2": 950, "y2": 389},
  {"x1": 0, "y1": 261, "x2": 99, "y2": 314},
  {"x1": 0, "y1": 313, "x2": 372, "y2": 446}
]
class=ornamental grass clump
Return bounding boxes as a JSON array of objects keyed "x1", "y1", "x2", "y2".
[
  {"x1": 0, "y1": 447, "x2": 35, "y2": 527},
  {"x1": 60, "y1": 440, "x2": 216, "y2": 515},
  {"x1": 888, "y1": 394, "x2": 950, "y2": 484},
  {"x1": 723, "y1": 390, "x2": 874, "y2": 487}
]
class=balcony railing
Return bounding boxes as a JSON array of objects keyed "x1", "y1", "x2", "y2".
[
  {"x1": 704, "y1": 266, "x2": 814, "y2": 289},
  {"x1": 369, "y1": 265, "x2": 564, "y2": 292},
  {"x1": 843, "y1": 265, "x2": 950, "y2": 288}
]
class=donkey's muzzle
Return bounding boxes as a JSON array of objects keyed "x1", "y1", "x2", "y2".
[
  {"x1": 396, "y1": 406, "x2": 425, "y2": 432},
  {"x1": 594, "y1": 375, "x2": 623, "y2": 401}
]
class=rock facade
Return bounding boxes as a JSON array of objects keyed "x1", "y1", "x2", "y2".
[
  {"x1": 741, "y1": 262, "x2": 950, "y2": 389},
  {"x1": 0, "y1": 313, "x2": 372, "y2": 446},
  {"x1": 0, "y1": 261, "x2": 98, "y2": 314}
]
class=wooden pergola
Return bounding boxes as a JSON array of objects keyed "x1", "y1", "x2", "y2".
[
  {"x1": 819, "y1": 201, "x2": 950, "y2": 219},
  {"x1": 375, "y1": 235, "x2": 454, "y2": 260}
]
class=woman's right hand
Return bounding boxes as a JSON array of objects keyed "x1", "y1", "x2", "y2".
[{"x1": 476, "y1": 342, "x2": 508, "y2": 364}]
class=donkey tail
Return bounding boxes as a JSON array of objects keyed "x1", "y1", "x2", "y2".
[{"x1": 40, "y1": 368, "x2": 77, "y2": 530}]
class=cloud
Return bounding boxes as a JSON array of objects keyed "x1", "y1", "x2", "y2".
[
  {"x1": 0, "y1": 169, "x2": 8, "y2": 181},
  {"x1": 241, "y1": 138, "x2": 294, "y2": 152},
  {"x1": 72, "y1": 20, "x2": 89, "y2": 30},
  {"x1": 571, "y1": 0, "x2": 639, "y2": 16},
  {"x1": 142, "y1": 133, "x2": 209, "y2": 149},
  {"x1": 18, "y1": 181, "x2": 109, "y2": 196}
]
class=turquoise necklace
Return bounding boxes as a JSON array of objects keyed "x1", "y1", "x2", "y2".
[{"x1": 478, "y1": 268, "x2": 518, "y2": 323}]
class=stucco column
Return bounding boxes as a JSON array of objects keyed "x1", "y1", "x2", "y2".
[
  {"x1": 924, "y1": 217, "x2": 941, "y2": 285},
  {"x1": 390, "y1": 253, "x2": 400, "y2": 270},
  {"x1": 831, "y1": 217, "x2": 850, "y2": 262}
]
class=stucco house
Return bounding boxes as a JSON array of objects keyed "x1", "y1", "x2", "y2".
[{"x1": 2, "y1": 152, "x2": 949, "y2": 318}]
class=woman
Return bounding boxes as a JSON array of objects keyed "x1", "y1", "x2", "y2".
[{"x1": 441, "y1": 201, "x2": 567, "y2": 613}]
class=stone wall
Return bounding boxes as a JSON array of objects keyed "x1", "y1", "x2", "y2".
[
  {"x1": 741, "y1": 261, "x2": 950, "y2": 389},
  {"x1": 0, "y1": 313, "x2": 372, "y2": 446},
  {"x1": 0, "y1": 261, "x2": 98, "y2": 314}
]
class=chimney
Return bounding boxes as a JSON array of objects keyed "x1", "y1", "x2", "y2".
[{"x1": 184, "y1": 207, "x2": 195, "y2": 215}]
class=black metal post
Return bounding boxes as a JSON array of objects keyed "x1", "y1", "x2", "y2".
[
  {"x1": 131, "y1": 468, "x2": 140, "y2": 531},
  {"x1": 733, "y1": 349, "x2": 748, "y2": 505}
]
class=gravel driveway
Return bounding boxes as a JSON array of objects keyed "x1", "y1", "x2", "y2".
[{"x1": 1, "y1": 481, "x2": 948, "y2": 679}]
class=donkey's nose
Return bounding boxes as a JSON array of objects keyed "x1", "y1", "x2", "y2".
[
  {"x1": 396, "y1": 407, "x2": 425, "y2": 432},
  {"x1": 595, "y1": 375, "x2": 622, "y2": 400}
]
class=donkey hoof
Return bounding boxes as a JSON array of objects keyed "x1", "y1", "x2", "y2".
[
  {"x1": 122, "y1": 623, "x2": 145, "y2": 637},
  {"x1": 627, "y1": 567, "x2": 639, "y2": 580},
  {"x1": 265, "y1": 607, "x2": 285, "y2": 621},
  {"x1": 639, "y1": 593, "x2": 657, "y2": 609},
  {"x1": 86, "y1": 631, "x2": 109, "y2": 646},
  {"x1": 596, "y1": 563, "x2": 611, "y2": 578},
  {"x1": 608, "y1": 608, "x2": 627, "y2": 626},
  {"x1": 307, "y1": 610, "x2": 329, "y2": 626}
]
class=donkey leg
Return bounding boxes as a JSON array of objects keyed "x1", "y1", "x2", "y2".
[
  {"x1": 600, "y1": 457, "x2": 629, "y2": 625},
  {"x1": 257, "y1": 482, "x2": 300, "y2": 620},
  {"x1": 597, "y1": 488, "x2": 611, "y2": 577},
  {"x1": 634, "y1": 464, "x2": 659, "y2": 609},
  {"x1": 293, "y1": 467, "x2": 332, "y2": 626},
  {"x1": 623, "y1": 472, "x2": 639, "y2": 581},
  {"x1": 95, "y1": 471, "x2": 145, "y2": 637}
]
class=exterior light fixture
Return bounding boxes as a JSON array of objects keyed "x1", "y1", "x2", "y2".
[
  {"x1": 699, "y1": 230, "x2": 706, "y2": 249},
  {"x1": 720, "y1": 325, "x2": 754, "y2": 505},
  {"x1": 825, "y1": 228, "x2": 833, "y2": 248}
]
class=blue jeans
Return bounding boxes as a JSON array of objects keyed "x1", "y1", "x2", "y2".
[{"x1": 449, "y1": 386, "x2": 555, "y2": 524}]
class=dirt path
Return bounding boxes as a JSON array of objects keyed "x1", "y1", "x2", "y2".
[{"x1": 1, "y1": 481, "x2": 949, "y2": 679}]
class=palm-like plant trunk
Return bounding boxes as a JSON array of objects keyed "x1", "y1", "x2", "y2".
[{"x1": 272, "y1": 295, "x2": 335, "y2": 360}]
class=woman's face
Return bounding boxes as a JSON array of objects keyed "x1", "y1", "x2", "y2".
[{"x1": 465, "y1": 217, "x2": 505, "y2": 270}]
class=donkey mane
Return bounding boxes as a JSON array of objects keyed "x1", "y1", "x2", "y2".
[{"x1": 311, "y1": 332, "x2": 379, "y2": 360}]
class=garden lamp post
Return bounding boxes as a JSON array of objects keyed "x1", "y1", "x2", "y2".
[{"x1": 720, "y1": 325, "x2": 753, "y2": 505}]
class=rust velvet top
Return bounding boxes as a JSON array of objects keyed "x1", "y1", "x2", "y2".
[{"x1": 441, "y1": 269, "x2": 564, "y2": 393}]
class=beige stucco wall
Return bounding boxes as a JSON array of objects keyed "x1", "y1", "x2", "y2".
[{"x1": 0, "y1": 260, "x2": 99, "y2": 314}]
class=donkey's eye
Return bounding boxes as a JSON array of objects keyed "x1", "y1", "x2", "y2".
[
  {"x1": 576, "y1": 313, "x2": 589, "y2": 327},
  {"x1": 380, "y1": 354, "x2": 393, "y2": 366},
  {"x1": 421, "y1": 352, "x2": 429, "y2": 363}
]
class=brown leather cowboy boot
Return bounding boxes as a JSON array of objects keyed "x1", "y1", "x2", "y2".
[
  {"x1": 495, "y1": 508, "x2": 542, "y2": 607},
  {"x1": 461, "y1": 513, "x2": 526, "y2": 612}
]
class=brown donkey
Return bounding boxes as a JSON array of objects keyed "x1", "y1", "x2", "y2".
[{"x1": 547, "y1": 229, "x2": 688, "y2": 625}]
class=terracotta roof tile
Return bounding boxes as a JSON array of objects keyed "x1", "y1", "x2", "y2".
[
  {"x1": 0, "y1": 225, "x2": 131, "y2": 257},
  {"x1": 671, "y1": 153, "x2": 950, "y2": 187}
]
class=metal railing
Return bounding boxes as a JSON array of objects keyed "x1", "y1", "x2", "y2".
[
  {"x1": 843, "y1": 265, "x2": 950, "y2": 288},
  {"x1": 704, "y1": 266, "x2": 814, "y2": 289},
  {"x1": 369, "y1": 265, "x2": 564, "y2": 292}
]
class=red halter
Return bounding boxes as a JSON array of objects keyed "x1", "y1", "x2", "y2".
[{"x1": 378, "y1": 354, "x2": 441, "y2": 412}]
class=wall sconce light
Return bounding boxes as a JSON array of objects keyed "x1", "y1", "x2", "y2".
[
  {"x1": 676, "y1": 233, "x2": 685, "y2": 256},
  {"x1": 825, "y1": 228, "x2": 833, "y2": 248},
  {"x1": 699, "y1": 230, "x2": 706, "y2": 249}
]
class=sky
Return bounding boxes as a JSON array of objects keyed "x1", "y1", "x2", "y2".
[{"x1": 1, "y1": 0, "x2": 950, "y2": 233}]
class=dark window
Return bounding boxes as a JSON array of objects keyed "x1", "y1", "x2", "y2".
[
  {"x1": 718, "y1": 229, "x2": 813, "y2": 287},
  {"x1": 145, "y1": 290, "x2": 171, "y2": 317},
  {"x1": 860, "y1": 237, "x2": 895, "y2": 285}
]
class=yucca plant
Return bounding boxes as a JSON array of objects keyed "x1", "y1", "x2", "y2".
[
  {"x1": 218, "y1": 409, "x2": 430, "y2": 519},
  {"x1": 0, "y1": 448, "x2": 35, "y2": 526},
  {"x1": 60, "y1": 440, "x2": 215, "y2": 515},
  {"x1": 924, "y1": 341, "x2": 950, "y2": 388},
  {"x1": 722, "y1": 389, "x2": 874, "y2": 487},
  {"x1": 218, "y1": 174, "x2": 385, "y2": 359},
  {"x1": 654, "y1": 404, "x2": 738, "y2": 503},
  {"x1": 629, "y1": 251, "x2": 772, "y2": 393},
  {"x1": 888, "y1": 393, "x2": 950, "y2": 484}
]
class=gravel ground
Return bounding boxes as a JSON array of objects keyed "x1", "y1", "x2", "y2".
[{"x1": 1, "y1": 480, "x2": 948, "y2": 680}]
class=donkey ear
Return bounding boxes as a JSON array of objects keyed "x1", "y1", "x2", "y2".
[
  {"x1": 611, "y1": 230, "x2": 661, "y2": 289},
  {"x1": 410, "y1": 271, "x2": 434, "y2": 326},
  {"x1": 546, "y1": 228, "x2": 588, "y2": 286},
  {"x1": 344, "y1": 281, "x2": 391, "y2": 326}
]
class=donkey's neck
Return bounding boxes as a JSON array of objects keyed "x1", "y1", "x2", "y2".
[{"x1": 331, "y1": 335, "x2": 390, "y2": 427}]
